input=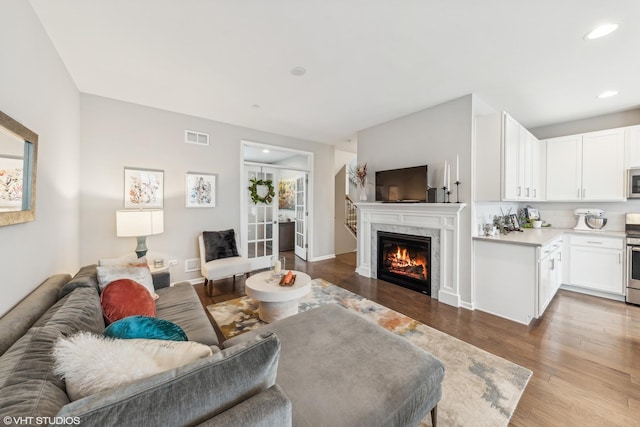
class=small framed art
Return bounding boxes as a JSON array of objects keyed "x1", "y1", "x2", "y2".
[
  {"x1": 525, "y1": 208, "x2": 540, "y2": 221},
  {"x1": 509, "y1": 214, "x2": 520, "y2": 230},
  {"x1": 124, "y1": 167, "x2": 164, "y2": 208},
  {"x1": 186, "y1": 172, "x2": 216, "y2": 208}
]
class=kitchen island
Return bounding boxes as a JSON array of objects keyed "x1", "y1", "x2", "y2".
[{"x1": 474, "y1": 228, "x2": 626, "y2": 324}]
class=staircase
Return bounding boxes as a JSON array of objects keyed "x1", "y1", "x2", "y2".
[{"x1": 345, "y1": 195, "x2": 358, "y2": 237}]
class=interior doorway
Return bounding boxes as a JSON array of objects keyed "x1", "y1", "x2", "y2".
[{"x1": 240, "y1": 141, "x2": 313, "y2": 270}]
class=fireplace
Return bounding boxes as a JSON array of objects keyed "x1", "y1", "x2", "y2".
[{"x1": 377, "y1": 231, "x2": 431, "y2": 295}]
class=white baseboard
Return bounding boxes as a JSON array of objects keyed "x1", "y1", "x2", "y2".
[
  {"x1": 171, "y1": 277, "x2": 205, "y2": 287},
  {"x1": 437, "y1": 289, "x2": 460, "y2": 308},
  {"x1": 458, "y1": 300, "x2": 474, "y2": 311},
  {"x1": 559, "y1": 284, "x2": 625, "y2": 302},
  {"x1": 309, "y1": 254, "x2": 336, "y2": 262}
]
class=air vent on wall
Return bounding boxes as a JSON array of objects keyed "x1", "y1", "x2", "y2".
[
  {"x1": 185, "y1": 258, "x2": 201, "y2": 273},
  {"x1": 185, "y1": 130, "x2": 210, "y2": 146}
]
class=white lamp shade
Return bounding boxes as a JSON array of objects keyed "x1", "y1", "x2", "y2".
[{"x1": 116, "y1": 210, "x2": 164, "y2": 237}]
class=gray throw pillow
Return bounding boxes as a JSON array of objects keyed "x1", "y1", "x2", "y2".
[{"x1": 203, "y1": 229, "x2": 239, "y2": 262}]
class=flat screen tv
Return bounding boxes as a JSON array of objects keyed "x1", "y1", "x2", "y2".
[{"x1": 375, "y1": 165, "x2": 428, "y2": 202}]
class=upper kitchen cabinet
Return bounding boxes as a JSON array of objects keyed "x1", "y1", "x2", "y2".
[
  {"x1": 475, "y1": 111, "x2": 543, "y2": 201},
  {"x1": 626, "y1": 125, "x2": 640, "y2": 168},
  {"x1": 546, "y1": 128, "x2": 625, "y2": 201}
]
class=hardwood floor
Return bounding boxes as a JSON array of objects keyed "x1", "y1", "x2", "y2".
[{"x1": 195, "y1": 252, "x2": 640, "y2": 426}]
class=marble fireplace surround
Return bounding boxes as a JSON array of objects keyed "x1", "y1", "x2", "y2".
[{"x1": 356, "y1": 203, "x2": 466, "y2": 307}]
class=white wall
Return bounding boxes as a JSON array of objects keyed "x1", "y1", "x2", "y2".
[
  {"x1": 357, "y1": 95, "x2": 474, "y2": 305},
  {"x1": 79, "y1": 95, "x2": 335, "y2": 282},
  {"x1": 531, "y1": 108, "x2": 640, "y2": 139},
  {"x1": 334, "y1": 165, "x2": 357, "y2": 255},
  {"x1": 0, "y1": 1, "x2": 81, "y2": 315}
]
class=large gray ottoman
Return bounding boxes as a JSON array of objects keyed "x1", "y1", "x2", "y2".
[{"x1": 224, "y1": 303, "x2": 444, "y2": 426}]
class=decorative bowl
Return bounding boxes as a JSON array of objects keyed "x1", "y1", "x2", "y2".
[{"x1": 585, "y1": 216, "x2": 607, "y2": 230}]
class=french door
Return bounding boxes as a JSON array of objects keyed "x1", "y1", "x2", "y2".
[
  {"x1": 244, "y1": 165, "x2": 278, "y2": 269},
  {"x1": 295, "y1": 173, "x2": 308, "y2": 260}
]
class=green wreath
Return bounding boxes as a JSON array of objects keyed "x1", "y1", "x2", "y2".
[{"x1": 248, "y1": 177, "x2": 275, "y2": 204}]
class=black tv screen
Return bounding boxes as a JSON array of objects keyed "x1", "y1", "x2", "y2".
[{"x1": 375, "y1": 165, "x2": 428, "y2": 202}]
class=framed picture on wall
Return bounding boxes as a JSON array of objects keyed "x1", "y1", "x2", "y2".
[
  {"x1": 0, "y1": 156, "x2": 24, "y2": 211},
  {"x1": 278, "y1": 179, "x2": 295, "y2": 209},
  {"x1": 185, "y1": 172, "x2": 216, "y2": 208},
  {"x1": 124, "y1": 167, "x2": 164, "y2": 208},
  {"x1": 509, "y1": 214, "x2": 520, "y2": 230}
]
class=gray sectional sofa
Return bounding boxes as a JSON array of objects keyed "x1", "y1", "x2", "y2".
[{"x1": 0, "y1": 266, "x2": 444, "y2": 427}]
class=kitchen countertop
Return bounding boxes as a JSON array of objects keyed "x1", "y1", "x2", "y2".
[{"x1": 473, "y1": 228, "x2": 626, "y2": 247}]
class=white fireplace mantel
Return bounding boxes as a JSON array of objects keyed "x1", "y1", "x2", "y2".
[{"x1": 355, "y1": 202, "x2": 466, "y2": 307}]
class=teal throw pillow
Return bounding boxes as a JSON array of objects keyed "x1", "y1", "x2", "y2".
[{"x1": 104, "y1": 315, "x2": 188, "y2": 341}]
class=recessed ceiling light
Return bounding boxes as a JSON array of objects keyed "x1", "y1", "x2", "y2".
[
  {"x1": 262, "y1": 149, "x2": 270, "y2": 153},
  {"x1": 290, "y1": 66, "x2": 307, "y2": 77},
  {"x1": 584, "y1": 23, "x2": 619, "y2": 40},
  {"x1": 598, "y1": 90, "x2": 619, "y2": 99},
  {"x1": 252, "y1": 104, "x2": 260, "y2": 109}
]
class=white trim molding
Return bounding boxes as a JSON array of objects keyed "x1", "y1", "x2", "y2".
[{"x1": 355, "y1": 202, "x2": 467, "y2": 308}]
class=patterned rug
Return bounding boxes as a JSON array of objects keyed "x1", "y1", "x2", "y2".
[{"x1": 207, "y1": 279, "x2": 532, "y2": 427}]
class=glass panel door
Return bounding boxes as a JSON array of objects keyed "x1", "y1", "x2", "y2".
[
  {"x1": 246, "y1": 165, "x2": 278, "y2": 269},
  {"x1": 295, "y1": 173, "x2": 307, "y2": 260}
]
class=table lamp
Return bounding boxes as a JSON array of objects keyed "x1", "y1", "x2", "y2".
[{"x1": 116, "y1": 209, "x2": 164, "y2": 258}]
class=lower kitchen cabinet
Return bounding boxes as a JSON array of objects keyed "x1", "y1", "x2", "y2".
[
  {"x1": 569, "y1": 234, "x2": 624, "y2": 295},
  {"x1": 538, "y1": 238, "x2": 563, "y2": 315},
  {"x1": 474, "y1": 236, "x2": 563, "y2": 325}
]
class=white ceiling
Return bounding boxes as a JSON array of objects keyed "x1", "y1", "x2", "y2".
[{"x1": 30, "y1": 1, "x2": 640, "y2": 150}]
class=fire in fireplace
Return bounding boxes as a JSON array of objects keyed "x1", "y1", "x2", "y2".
[{"x1": 377, "y1": 231, "x2": 431, "y2": 295}]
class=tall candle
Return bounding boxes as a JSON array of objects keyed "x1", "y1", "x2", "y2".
[
  {"x1": 442, "y1": 161, "x2": 447, "y2": 188},
  {"x1": 274, "y1": 260, "x2": 281, "y2": 273},
  {"x1": 446, "y1": 162, "x2": 451, "y2": 189},
  {"x1": 456, "y1": 155, "x2": 460, "y2": 182}
]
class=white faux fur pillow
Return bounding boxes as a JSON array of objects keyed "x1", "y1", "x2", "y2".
[
  {"x1": 98, "y1": 253, "x2": 139, "y2": 266},
  {"x1": 96, "y1": 256, "x2": 158, "y2": 300},
  {"x1": 53, "y1": 332, "x2": 213, "y2": 401}
]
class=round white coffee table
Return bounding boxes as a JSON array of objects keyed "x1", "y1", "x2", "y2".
[{"x1": 245, "y1": 270, "x2": 312, "y2": 323}]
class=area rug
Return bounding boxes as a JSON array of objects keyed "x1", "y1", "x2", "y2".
[{"x1": 207, "y1": 279, "x2": 532, "y2": 427}]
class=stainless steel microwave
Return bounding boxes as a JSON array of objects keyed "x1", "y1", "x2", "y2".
[{"x1": 629, "y1": 168, "x2": 640, "y2": 198}]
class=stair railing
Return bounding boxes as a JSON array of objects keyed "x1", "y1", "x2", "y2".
[{"x1": 345, "y1": 194, "x2": 358, "y2": 237}]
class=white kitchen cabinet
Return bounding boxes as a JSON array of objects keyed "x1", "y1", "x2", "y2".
[
  {"x1": 546, "y1": 135, "x2": 582, "y2": 200},
  {"x1": 626, "y1": 125, "x2": 640, "y2": 168},
  {"x1": 538, "y1": 238, "x2": 563, "y2": 316},
  {"x1": 504, "y1": 115, "x2": 542, "y2": 201},
  {"x1": 474, "y1": 235, "x2": 563, "y2": 325},
  {"x1": 546, "y1": 128, "x2": 625, "y2": 201},
  {"x1": 503, "y1": 114, "x2": 521, "y2": 200},
  {"x1": 528, "y1": 130, "x2": 544, "y2": 200},
  {"x1": 475, "y1": 111, "x2": 543, "y2": 201},
  {"x1": 538, "y1": 250, "x2": 552, "y2": 315},
  {"x1": 553, "y1": 241, "x2": 563, "y2": 295},
  {"x1": 569, "y1": 235, "x2": 624, "y2": 295}
]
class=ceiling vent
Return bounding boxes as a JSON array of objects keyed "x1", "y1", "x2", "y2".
[{"x1": 185, "y1": 130, "x2": 210, "y2": 146}]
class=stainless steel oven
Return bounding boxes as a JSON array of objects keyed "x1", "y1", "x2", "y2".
[
  {"x1": 628, "y1": 168, "x2": 640, "y2": 199},
  {"x1": 626, "y1": 213, "x2": 640, "y2": 304}
]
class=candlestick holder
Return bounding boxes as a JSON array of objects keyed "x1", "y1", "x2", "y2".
[
  {"x1": 455, "y1": 181, "x2": 461, "y2": 203},
  {"x1": 446, "y1": 190, "x2": 452, "y2": 203},
  {"x1": 441, "y1": 186, "x2": 448, "y2": 203}
]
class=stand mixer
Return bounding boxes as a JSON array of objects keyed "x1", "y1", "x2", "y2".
[{"x1": 574, "y1": 208, "x2": 607, "y2": 231}]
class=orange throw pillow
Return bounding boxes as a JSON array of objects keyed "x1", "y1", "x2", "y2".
[{"x1": 101, "y1": 279, "x2": 156, "y2": 325}]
